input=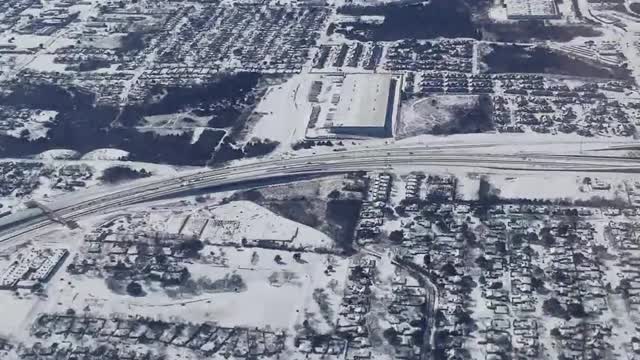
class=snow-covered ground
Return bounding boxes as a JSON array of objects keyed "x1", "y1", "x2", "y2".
[
  {"x1": 0, "y1": 192, "x2": 351, "y2": 347},
  {"x1": 2, "y1": 247, "x2": 347, "y2": 333},
  {"x1": 386, "y1": 167, "x2": 637, "y2": 203},
  {"x1": 34, "y1": 149, "x2": 82, "y2": 160},
  {"x1": 0, "y1": 157, "x2": 190, "y2": 213},
  {"x1": 398, "y1": 95, "x2": 478, "y2": 138},
  {"x1": 247, "y1": 73, "x2": 317, "y2": 148},
  {"x1": 81, "y1": 148, "x2": 130, "y2": 161},
  {"x1": 139, "y1": 200, "x2": 337, "y2": 249},
  {"x1": 2, "y1": 109, "x2": 57, "y2": 140}
]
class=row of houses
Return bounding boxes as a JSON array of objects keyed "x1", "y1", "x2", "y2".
[
  {"x1": 32, "y1": 313, "x2": 286, "y2": 358},
  {"x1": 356, "y1": 173, "x2": 392, "y2": 242},
  {"x1": 20, "y1": 342, "x2": 166, "y2": 360}
]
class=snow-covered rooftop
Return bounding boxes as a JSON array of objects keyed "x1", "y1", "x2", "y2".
[
  {"x1": 333, "y1": 74, "x2": 392, "y2": 128},
  {"x1": 505, "y1": 0, "x2": 559, "y2": 19}
]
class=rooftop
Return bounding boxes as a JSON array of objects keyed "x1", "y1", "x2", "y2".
[
  {"x1": 333, "y1": 74, "x2": 392, "y2": 128},
  {"x1": 505, "y1": 0, "x2": 559, "y2": 18}
]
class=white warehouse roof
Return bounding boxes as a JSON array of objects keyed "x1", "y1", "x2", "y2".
[
  {"x1": 333, "y1": 74, "x2": 392, "y2": 128},
  {"x1": 505, "y1": 0, "x2": 559, "y2": 18}
]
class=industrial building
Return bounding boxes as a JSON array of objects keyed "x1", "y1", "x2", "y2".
[
  {"x1": 505, "y1": 0, "x2": 560, "y2": 19},
  {"x1": 328, "y1": 74, "x2": 396, "y2": 138},
  {"x1": 0, "y1": 247, "x2": 68, "y2": 290}
]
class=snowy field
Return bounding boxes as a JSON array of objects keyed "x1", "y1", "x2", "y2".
[
  {"x1": 0, "y1": 199, "x2": 350, "y2": 343},
  {"x1": 397, "y1": 95, "x2": 479, "y2": 138},
  {"x1": 62, "y1": 193, "x2": 355, "y2": 335},
  {"x1": 386, "y1": 168, "x2": 639, "y2": 203},
  {"x1": 247, "y1": 73, "x2": 317, "y2": 148},
  {"x1": 5, "y1": 248, "x2": 347, "y2": 332}
]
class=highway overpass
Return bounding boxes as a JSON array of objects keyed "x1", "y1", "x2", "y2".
[{"x1": 2, "y1": 145, "x2": 640, "y2": 244}]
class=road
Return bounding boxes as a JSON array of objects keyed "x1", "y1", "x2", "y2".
[{"x1": 2, "y1": 144, "x2": 640, "y2": 243}]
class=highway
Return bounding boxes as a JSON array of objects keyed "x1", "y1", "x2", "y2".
[{"x1": 2, "y1": 144, "x2": 640, "y2": 243}]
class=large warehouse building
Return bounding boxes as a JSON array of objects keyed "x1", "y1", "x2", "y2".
[
  {"x1": 505, "y1": 0, "x2": 560, "y2": 19},
  {"x1": 329, "y1": 74, "x2": 397, "y2": 138}
]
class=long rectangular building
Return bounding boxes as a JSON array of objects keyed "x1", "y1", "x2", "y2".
[
  {"x1": 505, "y1": 0, "x2": 560, "y2": 19},
  {"x1": 330, "y1": 74, "x2": 395, "y2": 138}
]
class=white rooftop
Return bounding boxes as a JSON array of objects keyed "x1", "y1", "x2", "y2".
[
  {"x1": 505, "y1": 0, "x2": 558, "y2": 18},
  {"x1": 333, "y1": 74, "x2": 392, "y2": 128}
]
